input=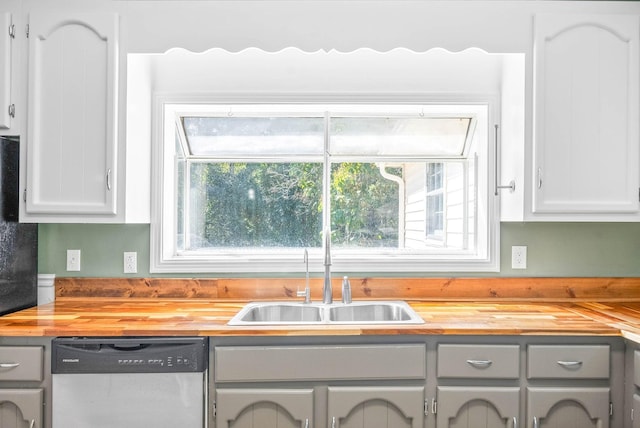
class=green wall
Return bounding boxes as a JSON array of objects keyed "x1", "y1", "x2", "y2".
[
  {"x1": 38, "y1": 223, "x2": 640, "y2": 277},
  {"x1": 499, "y1": 222, "x2": 640, "y2": 277}
]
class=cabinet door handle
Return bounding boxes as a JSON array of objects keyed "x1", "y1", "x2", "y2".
[
  {"x1": 494, "y1": 124, "x2": 516, "y2": 195},
  {"x1": 331, "y1": 416, "x2": 336, "y2": 428},
  {"x1": 512, "y1": 416, "x2": 517, "y2": 428},
  {"x1": 537, "y1": 168, "x2": 542, "y2": 189},
  {"x1": 303, "y1": 417, "x2": 309, "y2": 428},
  {"x1": 29, "y1": 420, "x2": 35, "y2": 428},
  {"x1": 557, "y1": 360, "x2": 583, "y2": 369},
  {"x1": 533, "y1": 416, "x2": 539, "y2": 428},
  {"x1": 466, "y1": 359, "x2": 493, "y2": 368},
  {"x1": 0, "y1": 362, "x2": 20, "y2": 369},
  {"x1": 106, "y1": 168, "x2": 112, "y2": 191}
]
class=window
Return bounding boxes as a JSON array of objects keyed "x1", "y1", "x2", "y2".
[
  {"x1": 426, "y1": 162, "x2": 444, "y2": 241},
  {"x1": 153, "y1": 102, "x2": 497, "y2": 273}
]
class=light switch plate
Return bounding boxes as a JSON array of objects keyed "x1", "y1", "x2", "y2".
[{"x1": 66, "y1": 249, "x2": 81, "y2": 271}]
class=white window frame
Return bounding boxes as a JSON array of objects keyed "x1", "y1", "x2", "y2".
[
  {"x1": 150, "y1": 94, "x2": 500, "y2": 274},
  {"x1": 426, "y1": 162, "x2": 446, "y2": 244}
]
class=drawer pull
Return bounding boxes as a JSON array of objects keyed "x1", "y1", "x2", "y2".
[
  {"x1": 466, "y1": 359, "x2": 493, "y2": 369},
  {"x1": 0, "y1": 362, "x2": 20, "y2": 369},
  {"x1": 557, "y1": 360, "x2": 583, "y2": 369}
]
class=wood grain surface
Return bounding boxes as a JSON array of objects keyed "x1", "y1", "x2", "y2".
[
  {"x1": 55, "y1": 277, "x2": 640, "y2": 300},
  {"x1": 0, "y1": 298, "x2": 635, "y2": 337},
  {"x1": 0, "y1": 277, "x2": 637, "y2": 337}
]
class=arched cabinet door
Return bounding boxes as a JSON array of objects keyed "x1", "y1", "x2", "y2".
[
  {"x1": 327, "y1": 386, "x2": 424, "y2": 428},
  {"x1": 436, "y1": 386, "x2": 519, "y2": 428},
  {"x1": 533, "y1": 13, "x2": 639, "y2": 216},
  {"x1": 26, "y1": 12, "x2": 118, "y2": 216},
  {"x1": 216, "y1": 388, "x2": 313, "y2": 428},
  {"x1": 0, "y1": 389, "x2": 43, "y2": 428},
  {"x1": 633, "y1": 395, "x2": 640, "y2": 428},
  {"x1": 527, "y1": 387, "x2": 610, "y2": 428}
]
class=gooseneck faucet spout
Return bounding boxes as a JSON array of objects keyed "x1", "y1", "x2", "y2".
[{"x1": 323, "y1": 229, "x2": 332, "y2": 304}]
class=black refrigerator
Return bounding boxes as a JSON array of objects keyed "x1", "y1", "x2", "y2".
[{"x1": 0, "y1": 136, "x2": 37, "y2": 316}]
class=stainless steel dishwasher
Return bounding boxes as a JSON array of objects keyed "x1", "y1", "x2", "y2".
[{"x1": 51, "y1": 337, "x2": 208, "y2": 428}]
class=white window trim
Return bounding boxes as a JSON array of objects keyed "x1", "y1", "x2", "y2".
[
  {"x1": 150, "y1": 93, "x2": 500, "y2": 274},
  {"x1": 425, "y1": 162, "x2": 446, "y2": 245}
]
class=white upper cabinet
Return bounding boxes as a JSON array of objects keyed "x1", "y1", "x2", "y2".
[
  {"x1": 25, "y1": 12, "x2": 118, "y2": 217},
  {"x1": 532, "y1": 14, "x2": 639, "y2": 217},
  {"x1": 0, "y1": 0, "x2": 23, "y2": 135},
  {"x1": 0, "y1": 12, "x2": 14, "y2": 131}
]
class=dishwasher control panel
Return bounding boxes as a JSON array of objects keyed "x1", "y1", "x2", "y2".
[{"x1": 52, "y1": 337, "x2": 208, "y2": 374}]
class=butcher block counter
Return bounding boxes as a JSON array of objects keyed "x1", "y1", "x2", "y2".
[
  {"x1": 1, "y1": 277, "x2": 640, "y2": 338},
  {"x1": 0, "y1": 298, "x2": 639, "y2": 338}
]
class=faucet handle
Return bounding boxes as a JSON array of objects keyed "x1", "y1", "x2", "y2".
[
  {"x1": 342, "y1": 276, "x2": 352, "y2": 304},
  {"x1": 297, "y1": 285, "x2": 311, "y2": 304}
]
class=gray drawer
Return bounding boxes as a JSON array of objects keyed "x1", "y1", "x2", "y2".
[
  {"x1": 0, "y1": 346, "x2": 43, "y2": 382},
  {"x1": 527, "y1": 345, "x2": 609, "y2": 379},
  {"x1": 437, "y1": 344, "x2": 520, "y2": 379},
  {"x1": 215, "y1": 344, "x2": 426, "y2": 382}
]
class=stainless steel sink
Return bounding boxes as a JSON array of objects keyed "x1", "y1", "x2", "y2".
[
  {"x1": 230, "y1": 303, "x2": 323, "y2": 325},
  {"x1": 328, "y1": 301, "x2": 423, "y2": 324},
  {"x1": 228, "y1": 301, "x2": 423, "y2": 325}
]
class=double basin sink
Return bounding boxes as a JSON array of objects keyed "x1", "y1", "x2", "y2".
[{"x1": 228, "y1": 300, "x2": 424, "y2": 326}]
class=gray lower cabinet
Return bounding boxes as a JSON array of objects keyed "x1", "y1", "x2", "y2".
[
  {"x1": 436, "y1": 387, "x2": 519, "y2": 428},
  {"x1": 626, "y1": 347, "x2": 640, "y2": 428},
  {"x1": 213, "y1": 344, "x2": 427, "y2": 428},
  {"x1": 0, "y1": 389, "x2": 43, "y2": 428},
  {"x1": 0, "y1": 346, "x2": 45, "y2": 428},
  {"x1": 212, "y1": 337, "x2": 622, "y2": 428},
  {"x1": 527, "y1": 387, "x2": 610, "y2": 428},
  {"x1": 436, "y1": 344, "x2": 520, "y2": 428},
  {"x1": 327, "y1": 386, "x2": 424, "y2": 428},
  {"x1": 216, "y1": 388, "x2": 314, "y2": 428},
  {"x1": 215, "y1": 385, "x2": 425, "y2": 428},
  {"x1": 526, "y1": 345, "x2": 611, "y2": 428}
]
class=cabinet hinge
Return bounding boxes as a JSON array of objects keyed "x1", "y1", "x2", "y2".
[
  {"x1": 610, "y1": 402, "x2": 613, "y2": 416},
  {"x1": 431, "y1": 398, "x2": 437, "y2": 415},
  {"x1": 23, "y1": 189, "x2": 26, "y2": 203},
  {"x1": 632, "y1": 407, "x2": 634, "y2": 421},
  {"x1": 8, "y1": 23, "x2": 15, "y2": 39},
  {"x1": 25, "y1": 24, "x2": 29, "y2": 38},
  {"x1": 212, "y1": 401, "x2": 216, "y2": 418},
  {"x1": 8, "y1": 104, "x2": 15, "y2": 118},
  {"x1": 424, "y1": 399, "x2": 428, "y2": 416}
]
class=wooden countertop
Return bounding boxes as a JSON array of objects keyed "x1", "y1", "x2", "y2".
[{"x1": 0, "y1": 298, "x2": 639, "y2": 338}]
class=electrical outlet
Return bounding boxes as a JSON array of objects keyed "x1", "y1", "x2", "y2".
[
  {"x1": 66, "y1": 249, "x2": 81, "y2": 271},
  {"x1": 511, "y1": 245, "x2": 527, "y2": 269},
  {"x1": 124, "y1": 252, "x2": 137, "y2": 274}
]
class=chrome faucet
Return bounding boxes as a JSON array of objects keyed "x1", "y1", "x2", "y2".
[{"x1": 323, "y1": 229, "x2": 332, "y2": 304}]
